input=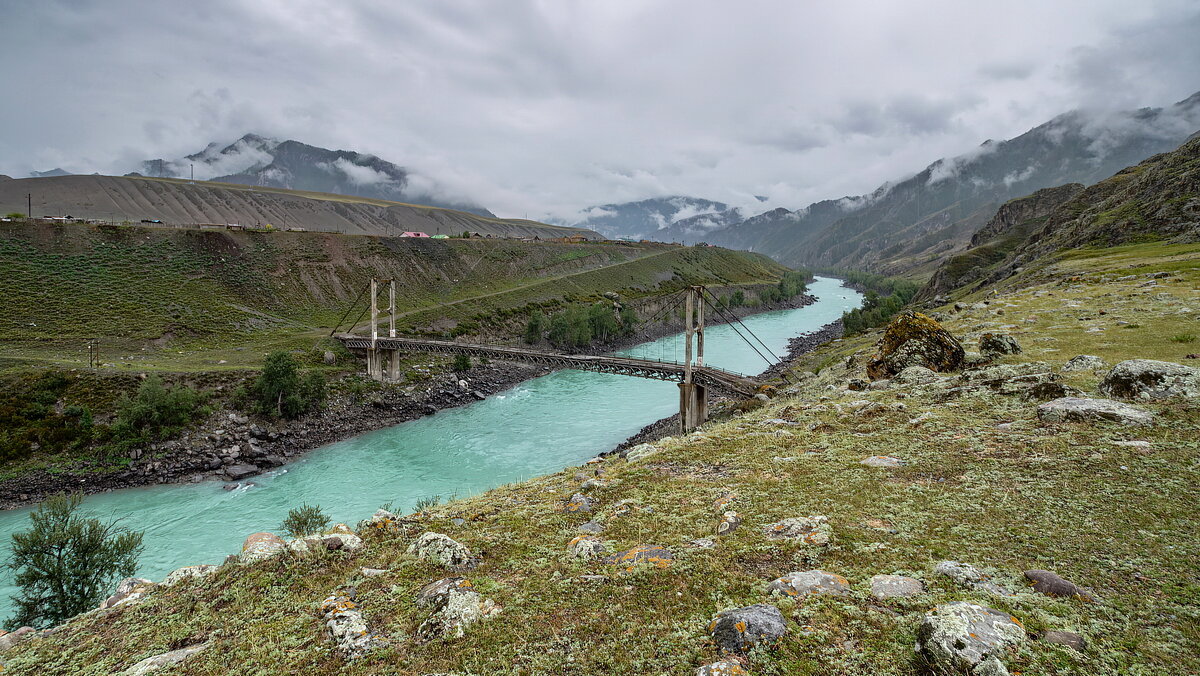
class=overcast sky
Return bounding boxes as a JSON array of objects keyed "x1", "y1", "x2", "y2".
[{"x1": 2, "y1": 0, "x2": 1198, "y2": 220}]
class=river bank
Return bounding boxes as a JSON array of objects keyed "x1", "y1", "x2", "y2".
[
  {"x1": 607, "y1": 317, "x2": 845, "y2": 454},
  {"x1": 0, "y1": 287, "x2": 820, "y2": 510}
]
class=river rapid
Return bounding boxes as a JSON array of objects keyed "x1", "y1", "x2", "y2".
[{"x1": 0, "y1": 276, "x2": 862, "y2": 620}]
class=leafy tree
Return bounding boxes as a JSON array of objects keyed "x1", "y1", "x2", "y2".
[
  {"x1": 547, "y1": 312, "x2": 570, "y2": 346},
  {"x1": 7, "y1": 493, "x2": 143, "y2": 629},
  {"x1": 452, "y1": 354, "x2": 471, "y2": 372},
  {"x1": 618, "y1": 305, "x2": 638, "y2": 336},
  {"x1": 565, "y1": 305, "x2": 592, "y2": 347},
  {"x1": 242, "y1": 351, "x2": 324, "y2": 418},
  {"x1": 730, "y1": 290, "x2": 745, "y2": 307},
  {"x1": 524, "y1": 311, "x2": 546, "y2": 344},
  {"x1": 111, "y1": 376, "x2": 205, "y2": 444},
  {"x1": 588, "y1": 303, "x2": 620, "y2": 342},
  {"x1": 280, "y1": 504, "x2": 330, "y2": 538}
]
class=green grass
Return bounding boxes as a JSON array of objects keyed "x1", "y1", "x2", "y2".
[{"x1": 3, "y1": 227, "x2": 1198, "y2": 674}]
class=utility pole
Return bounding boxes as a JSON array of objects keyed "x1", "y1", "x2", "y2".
[
  {"x1": 190, "y1": 163, "x2": 194, "y2": 184},
  {"x1": 27, "y1": 193, "x2": 31, "y2": 220},
  {"x1": 679, "y1": 285, "x2": 707, "y2": 432}
]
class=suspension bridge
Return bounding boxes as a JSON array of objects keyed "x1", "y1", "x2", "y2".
[{"x1": 331, "y1": 279, "x2": 789, "y2": 432}]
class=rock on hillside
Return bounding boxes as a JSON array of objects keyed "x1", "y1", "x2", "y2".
[{"x1": 866, "y1": 310, "x2": 965, "y2": 380}]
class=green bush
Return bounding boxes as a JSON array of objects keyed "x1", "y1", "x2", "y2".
[
  {"x1": 7, "y1": 493, "x2": 143, "y2": 629},
  {"x1": 280, "y1": 504, "x2": 330, "y2": 538},
  {"x1": 453, "y1": 354, "x2": 472, "y2": 372},
  {"x1": 240, "y1": 352, "x2": 325, "y2": 419},
  {"x1": 111, "y1": 376, "x2": 206, "y2": 445},
  {"x1": 524, "y1": 311, "x2": 546, "y2": 344},
  {"x1": 4, "y1": 212, "x2": 25, "y2": 220},
  {"x1": 839, "y1": 272, "x2": 921, "y2": 335},
  {"x1": 0, "y1": 373, "x2": 94, "y2": 463},
  {"x1": 1171, "y1": 333, "x2": 1197, "y2": 343}
]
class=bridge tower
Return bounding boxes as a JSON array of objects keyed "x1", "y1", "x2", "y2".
[
  {"x1": 367, "y1": 278, "x2": 401, "y2": 381},
  {"x1": 679, "y1": 285, "x2": 707, "y2": 433}
]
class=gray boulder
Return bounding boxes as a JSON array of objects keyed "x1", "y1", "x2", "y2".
[
  {"x1": 224, "y1": 463, "x2": 260, "y2": 480},
  {"x1": 870, "y1": 574, "x2": 925, "y2": 600},
  {"x1": 1062, "y1": 355, "x2": 1106, "y2": 372},
  {"x1": 407, "y1": 532, "x2": 476, "y2": 570},
  {"x1": 916, "y1": 602, "x2": 1025, "y2": 673},
  {"x1": 567, "y1": 535, "x2": 608, "y2": 560},
  {"x1": 1037, "y1": 397, "x2": 1154, "y2": 426},
  {"x1": 123, "y1": 642, "x2": 209, "y2": 675},
  {"x1": 240, "y1": 532, "x2": 286, "y2": 563},
  {"x1": 101, "y1": 577, "x2": 156, "y2": 609},
  {"x1": 893, "y1": 366, "x2": 940, "y2": 386},
  {"x1": 695, "y1": 657, "x2": 750, "y2": 675},
  {"x1": 416, "y1": 585, "x2": 501, "y2": 642},
  {"x1": 767, "y1": 570, "x2": 851, "y2": 599},
  {"x1": 319, "y1": 592, "x2": 380, "y2": 659},
  {"x1": 935, "y1": 561, "x2": 1011, "y2": 595},
  {"x1": 709, "y1": 603, "x2": 789, "y2": 654},
  {"x1": 1023, "y1": 570, "x2": 1094, "y2": 600},
  {"x1": 563, "y1": 492, "x2": 595, "y2": 514},
  {"x1": 1098, "y1": 359, "x2": 1200, "y2": 400},
  {"x1": 762, "y1": 515, "x2": 833, "y2": 545},
  {"x1": 163, "y1": 565, "x2": 216, "y2": 587},
  {"x1": 979, "y1": 333, "x2": 1022, "y2": 358},
  {"x1": 0, "y1": 626, "x2": 35, "y2": 653},
  {"x1": 1042, "y1": 630, "x2": 1086, "y2": 651}
]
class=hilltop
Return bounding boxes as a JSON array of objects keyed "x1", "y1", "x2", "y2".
[{"x1": 0, "y1": 174, "x2": 593, "y2": 239}]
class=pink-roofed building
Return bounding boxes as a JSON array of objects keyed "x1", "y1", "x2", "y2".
[{"x1": 400, "y1": 231, "x2": 430, "y2": 238}]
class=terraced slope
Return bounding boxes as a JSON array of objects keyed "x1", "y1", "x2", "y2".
[
  {"x1": 0, "y1": 174, "x2": 594, "y2": 239},
  {"x1": 0, "y1": 222, "x2": 786, "y2": 369}
]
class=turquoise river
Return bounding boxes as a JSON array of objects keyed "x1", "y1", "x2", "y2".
[{"x1": 0, "y1": 276, "x2": 861, "y2": 620}]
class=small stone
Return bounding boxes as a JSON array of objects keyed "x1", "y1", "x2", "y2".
[
  {"x1": 709, "y1": 603, "x2": 789, "y2": 654},
  {"x1": 688, "y1": 538, "x2": 717, "y2": 549},
  {"x1": 604, "y1": 544, "x2": 674, "y2": 569},
  {"x1": 623, "y1": 443, "x2": 660, "y2": 461},
  {"x1": 415, "y1": 577, "x2": 473, "y2": 608},
  {"x1": 122, "y1": 642, "x2": 209, "y2": 675},
  {"x1": 100, "y1": 577, "x2": 157, "y2": 609},
  {"x1": 860, "y1": 455, "x2": 905, "y2": 468},
  {"x1": 1062, "y1": 355, "x2": 1106, "y2": 372},
  {"x1": 360, "y1": 568, "x2": 388, "y2": 577},
  {"x1": 563, "y1": 493, "x2": 595, "y2": 514},
  {"x1": 1042, "y1": 630, "x2": 1086, "y2": 651},
  {"x1": 240, "y1": 532, "x2": 286, "y2": 562},
  {"x1": 869, "y1": 574, "x2": 924, "y2": 600},
  {"x1": 717, "y1": 511, "x2": 742, "y2": 536},
  {"x1": 578, "y1": 520, "x2": 605, "y2": 534},
  {"x1": 695, "y1": 657, "x2": 750, "y2": 675},
  {"x1": 567, "y1": 535, "x2": 608, "y2": 560},
  {"x1": 762, "y1": 515, "x2": 833, "y2": 545},
  {"x1": 934, "y1": 561, "x2": 1010, "y2": 595},
  {"x1": 1023, "y1": 570, "x2": 1093, "y2": 600},
  {"x1": 767, "y1": 570, "x2": 850, "y2": 599}
]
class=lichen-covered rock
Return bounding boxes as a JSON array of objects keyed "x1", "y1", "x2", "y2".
[
  {"x1": 604, "y1": 544, "x2": 674, "y2": 570},
  {"x1": 563, "y1": 492, "x2": 595, "y2": 514},
  {"x1": 623, "y1": 443, "x2": 660, "y2": 461},
  {"x1": 979, "y1": 333, "x2": 1022, "y2": 358},
  {"x1": 935, "y1": 561, "x2": 1011, "y2": 595},
  {"x1": 870, "y1": 574, "x2": 925, "y2": 600},
  {"x1": 1042, "y1": 630, "x2": 1086, "y2": 650},
  {"x1": 578, "y1": 520, "x2": 605, "y2": 534},
  {"x1": 101, "y1": 577, "x2": 157, "y2": 609},
  {"x1": 893, "y1": 366, "x2": 940, "y2": 386},
  {"x1": 1037, "y1": 397, "x2": 1154, "y2": 426},
  {"x1": 1098, "y1": 359, "x2": 1200, "y2": 400},
  {"x1": 762, "y1": 515, "x2": 833, "y2": 546},
  {"x1": 567, "y1": 535, "x2": 608, "y2": 560},
  {"x1": 1062, "y1": 355, "x2": 1106, "y2": 372},
  {"x1": 414, "y1": 578, "x2": 500, "y2": 642},
  {"x1": 695, "y1": 656, "x2": 750, "y2": 675},
  {"x1": 318, "y1": 591, "x2": 381, "y2": 660},
  {"x1": 766, "y1": 570, "x2": 850, "y2": 599},
  {"x1": 407, "y1": 532, "x2": 476, "y2": 570},
  {"x1": 0, "y1": 626, "x2": 35, "y2": 652},
  {"x1": 866, "y1": 311, "x2": 965, "y2": 380},
  {"x1": 1023, "y1": 570, "x2": 1094, "y2": 600},
  {"x1": 709, "y1": 603, "x2": 789, "y2": 654},
  {"x1": 916, "y1": 602, "x2": 1024, "y2": 673},
  {"x1": 860, "y1": 455, "x2": 905, "y2": 468},
  {"x1": 362, "y1": 508, "x2": 401, "y2": 536},
  {"x1": 717, "y1": 511, "x2": 742, "y2": 536},
  {"x1": 289, "y1": 532, "x2": 366, "y2": 555},
  {"x1": 163, "y1": 564, "x2": 217, "y2": 586},
  {"x1": 122, "y1": 642, "x2": 209, "y2": 675},
  {"x1": 240, "y1": 532, "x2": 286, "y2": 562},
  {"x1": 415, "y1": 577, "x2": 474, "y2": 608}
]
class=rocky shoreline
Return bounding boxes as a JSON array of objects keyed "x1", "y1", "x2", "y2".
[
  {"x1": 607, "y1": 318, "x2": 845, "y2": 455},
  {"x1": 0, "y1": 289, "x2": 821, "y2": 510}
]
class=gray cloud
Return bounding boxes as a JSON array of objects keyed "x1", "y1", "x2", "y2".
[{"x1": 0, "y1": 0, "x2": 1197, "y2": 220}]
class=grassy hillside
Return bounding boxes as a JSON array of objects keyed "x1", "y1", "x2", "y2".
[
  {"x1": 0, "y1": 174, "x2": 594, "y2": 239},
  {"x1": 0, "y1": 223, "x2": 787, "y2": 371},
  {"x1": 3, "y1": 233, "x2": 1196, "y2": 675}
]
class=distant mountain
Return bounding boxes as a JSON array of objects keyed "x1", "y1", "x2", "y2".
[
  {"x1": 30, "y1": 168, "x2": 72, "y2": 178},
  {"x1": 567, "y1": 196, "x2": 739, "y2": 241},
  {"x1": 707, "y1": 90, "x2": 1200, "y2": 278},
  {"x1": 920, "y1": 131, "x2": 1200, "y2": 300},
  {"x1": 139, "y1": 134, "x2": 493, "y2": 216}
]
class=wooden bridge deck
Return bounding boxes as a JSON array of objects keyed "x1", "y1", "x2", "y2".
[{"x1": 334, "y1": 334, "x2": 763, "y2": 396}]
